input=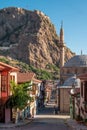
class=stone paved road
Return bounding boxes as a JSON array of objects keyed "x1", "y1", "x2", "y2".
[
  {"x1": 22, "y1": 118, "x2": 71, "y2": 130},
  {"x1": 0, "y1": 104, "x2": 71, "y2": 130},
  {"x1": 0, "y1": 118, "x2": 71, "y2": 130}
]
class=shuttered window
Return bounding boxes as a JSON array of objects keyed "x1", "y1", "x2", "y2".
[{"x1": 1, "y1": 75, "x2": 7, "y2": 92}]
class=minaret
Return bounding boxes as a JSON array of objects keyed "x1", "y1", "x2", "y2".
[
  {"x1": 81, "y1": 50, "x2": 83, "y2": 55},
  {"x1": 59, "y1": 22, "x2": 65, "y2": 68}
]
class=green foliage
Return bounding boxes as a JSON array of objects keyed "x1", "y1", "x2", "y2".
[
  {"x1": 29, "y1": 65, "x2": 60, "y2": 80},
  {"x1": 16, "y1": 61, "x2": 32, "y2": 71},
  {"x1": 0, "y1": 57, "x2": 60, "y2": 80},
  {"x1": 29, "y1": 65, "x2": 52, "y2": 80},
  {"x1": 0, "y1": 57, "x2": 9, "y2": 64},
  {"x1": 38, "y1": 69, "x2": 52, "y2": 80},
  {"x1": 45, "y1": 63, "x2": 60, "y2": 79},
  {"x1": 10, "y1": 81, "x2": 32, "y2": 109},
  {"x1": 46, "y1": 63, "x2": 59, "y2": 71}
]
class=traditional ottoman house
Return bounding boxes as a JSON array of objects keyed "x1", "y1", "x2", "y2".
[
  {"x1": 17, "y1": 72, "x2": 42, "y2": 117},
  {"x1": 0, "y1": 62, "x2": 18, "y2": 123}
]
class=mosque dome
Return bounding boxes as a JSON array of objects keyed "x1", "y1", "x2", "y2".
[
  {"x1": 63, "y1": 75, "x2": 80, "y2": 87},
  {"x1": 64, "y1": 55, "x2": 87, "y2": 67}
]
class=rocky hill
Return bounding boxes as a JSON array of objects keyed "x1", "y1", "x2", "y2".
[{"x1": 0, "y1": 7, "x2": 75, "y2": 69}]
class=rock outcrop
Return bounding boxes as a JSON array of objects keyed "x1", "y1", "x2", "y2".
[{"x1": 0, "y1": 7, "x2": 75, "y2": 69}]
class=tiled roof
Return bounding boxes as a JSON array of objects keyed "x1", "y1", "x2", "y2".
[
  {"x1": 17, "y1": 72, "x2": 35, "y2": 83},
  {"x1": 0, "y1": 62, "x2": 19, "y2": 71},
  {"x1": 64, "y1": 55, "x2": 87, "y2": 67}
]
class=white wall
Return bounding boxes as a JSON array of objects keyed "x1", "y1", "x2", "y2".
[{"x1": 10, "y1": 72, "x2": 17, "y2": 83}]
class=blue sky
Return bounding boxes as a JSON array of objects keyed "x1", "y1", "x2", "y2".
[{"x1": 0, "y1": 0, "x2": 87, "y2": 55}]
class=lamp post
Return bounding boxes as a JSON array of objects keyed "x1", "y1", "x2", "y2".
[{"x1": 70, "y1": 83, "x2": 76, "y2": 119}]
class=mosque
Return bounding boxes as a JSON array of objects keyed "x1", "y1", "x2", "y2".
[
  {"x1": 58, "y1": 24, "x2": 87, "y2": 113},
  {"x1": 59, "y1": 24, "x2": 87, "y2": 85}
]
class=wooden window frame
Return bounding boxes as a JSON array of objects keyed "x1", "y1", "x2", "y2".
[{"x1": 1, "y1": 75, "x2": 7, "y2": 92}]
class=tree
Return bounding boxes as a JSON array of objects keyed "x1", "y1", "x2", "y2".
[{"x1": 10, "y1": 81, "x2": 32, "y2": 110}]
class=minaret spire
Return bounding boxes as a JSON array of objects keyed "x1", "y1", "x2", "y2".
[
  {"x1": 59, "y1": 21, "x2": 65, "y2": 68},
  {"x1": 60, "y1": 21, "x2": 64, "y2": 44},
  {"x1": 81, "y1": 50, "x2": 83, "y2": 55},
  {"x1": 61, "y1": 20, "x2": 63, "y2": 28},
  {"x1": 59, "y1": 21, "x2": 66, "y2": 85}
]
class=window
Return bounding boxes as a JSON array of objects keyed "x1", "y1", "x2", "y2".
[
  {"x1": 1, "y1": 75, "x2": 7, "y2": 92},
  {"x1": 10, "y1": 75, "x2": 15, "y2": 82}
]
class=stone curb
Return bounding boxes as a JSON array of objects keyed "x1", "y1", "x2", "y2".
[{"x1": 0, "y1": 118, "x2": 33, "y2": 128}]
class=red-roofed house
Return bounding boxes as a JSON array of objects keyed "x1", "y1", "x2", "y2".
[
  {"x1": 17, "y1": 72, "x2": 35, "y2": 84},
  {"x1": 0, "y1": 62, "x2": 18, "y2": 123}
]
